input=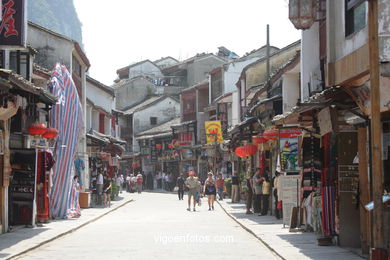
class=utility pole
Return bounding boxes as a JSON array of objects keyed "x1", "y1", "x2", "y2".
[
  {"x1": 368, "y1": 0, "x2": 386, "y2": 258},
  {"x1": 266, "y1": 24, "x2": 271, "y2": 98}
]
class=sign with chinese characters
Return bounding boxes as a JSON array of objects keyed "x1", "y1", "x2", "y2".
[
  {"x1": 217, "y1": 103, "x2": 228, "y2": 137},
  {"x1": 0, "y1": 0, "x2": 26, "y2": 46},
  {"x1": 205, "y1": 121, "x2": 224, "y2": 144},
  {"x1": 178, "y1": 132, "x2": 194, "y2": 146}
]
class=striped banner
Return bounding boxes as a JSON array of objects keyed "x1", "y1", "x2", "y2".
[{"x1": 48, "y1": 63, "x2": 84, "y2": 219}]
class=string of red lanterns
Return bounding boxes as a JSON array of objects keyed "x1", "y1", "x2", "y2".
[{"x1": 28, "y1": 122, "x2": 59, "y2": 139}]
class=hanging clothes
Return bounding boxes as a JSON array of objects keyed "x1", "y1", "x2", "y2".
[{"x1": 36, "y1": 151, "x2": 55, "y2": 222}]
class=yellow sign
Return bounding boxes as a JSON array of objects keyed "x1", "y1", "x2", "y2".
[{"x1": 205, "y1": 121, "x2": 224, "y2": 144}]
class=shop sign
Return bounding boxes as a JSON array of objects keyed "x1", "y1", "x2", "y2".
[
  {"x1": 217, "y1": 103, "x2": 228, "y2": 138},
  {"x1": 0, "y1": 0, "x2": 26, "y2": 47},
  {"x1": 180, "y1": 149, "x2": 195, "y2": 160},
  {"x1": 150, "y1": 139, "x2": 158, "y2": 162},
  {"x1": 157, "y1": 150, "x2": 180, "y2": 162},
  {"x1": 279, "y1": 129, "x2": 300, "y2": 173},
  {"x1": 280, "y1": 175, "x2": 300, "y2": 227},
  {"x1": 205, "y1": 121, "x2": 224, "y2": 144},
  {"x1": 178, "y1": 132, "x2": 194, "y2": 146},
  {"x1": 140, "y1": 147, "x2": 150, "y2": 155}
]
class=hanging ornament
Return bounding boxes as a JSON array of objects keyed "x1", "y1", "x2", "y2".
[
  {"x1": 42, "y1": 128, "x2": 59, "y2": 139},
  {"x1": 28, "y1": 122, "x2": 47, "y2": 136}
]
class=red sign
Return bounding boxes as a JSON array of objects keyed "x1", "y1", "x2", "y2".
[
  {"x1": 279, "y1": 128, "x2": 302, "y2": 139},
  {"x1": 0, "y1": 0, "x2": 26, "y2": 46},
  {"x1": 179, "y1": 132, "x2": 193, "y2": 146}
]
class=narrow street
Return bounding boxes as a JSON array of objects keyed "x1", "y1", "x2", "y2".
[{"x1": 15, "y1": 193, "x2": 279, "y2": 260}]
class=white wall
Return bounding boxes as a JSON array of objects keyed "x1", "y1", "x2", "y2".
[
  {"x1": 129, "y1": 61, "x2": 163, "y2": 79},
  {"x1": 327, "y1": 1, "x2": 368, "y2": 63},
  {"x1": 301, "y1": 23, "x2": 320, "y2": 101},
  {"x1": 86, "y1": 82, "x2": 115, "y2": 113},
  {"x1": 232, "y1": 91, "x2": 240, "y2": 127},
  {"x1": 223, "y1": 57, "x2": 262, "y2": 94},
  {"x1": 132, "y1": 97, "x2": 180, "y2": 152},
  {"x1": 283, "y1": 72, "x2": 300, "y2": 113}
]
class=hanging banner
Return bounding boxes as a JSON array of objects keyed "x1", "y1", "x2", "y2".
[
  {"x1": 205, "y1": 121, "x2": 224, "y2": 144},
  {"x1": 217, "y1": 103, "x2": 228, "y2": 138},
  {"x1": 0, "y1": 0, "x2": 27, "y2": 47},
  {"x1": 279, "y1": 128, "x2": 301, "y2": 172}
]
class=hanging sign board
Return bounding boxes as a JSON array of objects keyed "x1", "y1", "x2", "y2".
[
  {"x1": 0, "y1": 0, "x2": 27, "y2": 47},
  {"x1": 205, "y1": 121, "x2": 224, "y2": 144},
  {"x1": 280, "y1": 175, "x2": 300, "y2": 227}
]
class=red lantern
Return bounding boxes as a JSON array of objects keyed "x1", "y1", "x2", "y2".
[
  {"x1": 263, "y1": 129, "x2": 279, "y2": 140},
  {"x1": 244, "y1": 144, "x2": 258, "y2": 156},
  {"x1": 235, "y1": 146, "x2": 247, "y2": 158},
  {"x1": 42, "y1": 128, "x2": 58, "y2": 139},
  {"x1": 155, "y1": 144, "x2": 162, "y2": 149},
  {"x1": 168, "y1": 144, "x2": 174, "y2": 149},
  {"x1": 131, "y1": 162, "x2": 138, "y2": 168},
  {"x1": 28, "y1": 122, "x2": 47, "y2": 136},
  {"x1": 253, "y1": 135, "x2": 267, "y2": 144}
]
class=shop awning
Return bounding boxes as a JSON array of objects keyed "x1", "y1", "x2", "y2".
[{"x1": 0, "y1": 69, "x2": 57, "y2": 105}]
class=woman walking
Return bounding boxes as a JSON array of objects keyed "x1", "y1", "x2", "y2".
[
  {"x1": 204, "y1": 172, "x2": 217, "y2": 211},
  {"x1": 103, "y1": 175, "x2": 112, "y2": 207}
]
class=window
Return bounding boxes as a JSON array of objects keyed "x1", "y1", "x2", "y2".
[
  {"x1": 0, "y1": 51, "x2": 4, "y2": 68},
  {"x1": 9, "y1": 51, "x2": 30, "y2": 80},
  {"x1": 150, "y1": 117, "x2": 157, "y2": 125},
  {"x1": 345, "y1": 0, "x2": 367, "y2": 37}
]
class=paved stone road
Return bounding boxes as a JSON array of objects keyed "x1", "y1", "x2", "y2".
[{"x1": 15, "y1": 192, "x2": 279, "y2": 260}]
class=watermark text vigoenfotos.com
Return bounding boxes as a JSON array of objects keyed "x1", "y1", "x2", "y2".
[{"x1": 154, "y1": 233, "x2": 235, "y2": 245}]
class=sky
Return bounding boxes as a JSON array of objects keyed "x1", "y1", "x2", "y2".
[{"x1": 73, "y1": 0, "x2": 301, "y2": 86}]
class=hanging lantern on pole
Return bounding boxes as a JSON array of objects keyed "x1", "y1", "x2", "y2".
[
  {"x1": 253, "y1": 135, "x2": 267, "y2": 144},
  {"x1": 244, "y1": 144, "x2": 258, "y2": 156},
  {"x1": 155, "y1": 144, "x2": 162, "y2": 150},
  {"x1": 42, "y1": 127, "x2": 59, "y2": 139},
  {"x1": 289, "y1": 0, "x2": 316, "y2": 30},
  {"x1": 28, "y1": 122, "x2": 47, "y2": 136}
]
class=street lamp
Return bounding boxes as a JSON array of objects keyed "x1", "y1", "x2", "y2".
[{"x1": 289, "y1": 0, "x2": 316, "y2": 30}]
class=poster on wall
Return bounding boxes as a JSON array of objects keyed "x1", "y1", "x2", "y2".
[
  {"x1": 217, "y1": 103, "x2": 228, "y2": 138},
  {"x1": 279, "y1": 128, "x2": 301, "y2": 173}
]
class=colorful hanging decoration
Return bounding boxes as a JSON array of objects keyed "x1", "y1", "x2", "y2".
[
  {"x1": 48, "y1": 64, "x2": 84, "y2": 219},
  {"x1": 155, "y1": 144, "x2": 162, "y2": 149},
  {"x1": 131, "y1": 162, "x2": 138, "y2": 168},
  {"x1": 42, "y1": 127, "x2": 59, "y2": 139},
  {"x1": 168, "y1": 144, "x2": 174, "y2": 149},
  {"x1": 28, "y1": 122, "x2": 47, "y2": 136}
]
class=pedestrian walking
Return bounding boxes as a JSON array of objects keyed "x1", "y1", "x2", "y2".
[
  {"x1": 273, "y1": 171, "x2": 282, "y2": 219},
  {"x1": 185, "y1": 170, "x2": 199, "y2": 211},
  {"x1": 103, "y1": 175, "x2": 112, "y2": 208},
  {"x1": 176, "y1": 173, "x2": 185, "y2": 200},
  {"x1": 131, "y1": 174, "x2": 137, "y2": 193},
  {"x1": 246, "y1": 173, "x2": 254, "y2": 214},
  {"x1": 204, "y1": 172, "x2": 217, "y2": 210},
  {"x1": 231, "y1": 173, "x2": 240, "y2": 203},
  {"x1": 116, "y1": 174, "x2": 124, "y2": 194},
  {"x1": 136, "y1": 173, "x2": 143, "y2": 194},
  {"x1": 253, "y1": 168, "x2": 263, "y2": 213},
  {"x1": 125, "y1": 174, "x2": 131, "y2": 192},
  {"x1": 96, "y1": 170, "x2": 104, "y2": 205},
  {"x1": 216, "y1": 174, "x2": 225, "y2": 200},
  {"x1": 261, "y1": 173, "x2": 271, "y2": 216}
]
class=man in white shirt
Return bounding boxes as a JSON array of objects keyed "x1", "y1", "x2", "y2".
[{"x1": 116, "y1": 174, "x2": 124, "y2": 194}]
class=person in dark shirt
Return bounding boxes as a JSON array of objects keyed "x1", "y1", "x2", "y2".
[
  {"x1": 231, "y1": 173, "x2": 240, "y2": 202},
  {"x1": 176, "y1": 173, "x2": 185, "y2": 200}
]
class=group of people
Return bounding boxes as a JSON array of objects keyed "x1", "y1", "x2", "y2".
[
  {"x1": 124, "y1": 174, "x2": 144, "y2": 193},
  {"x1": 176, "y1": 171, "x2": 225, "y2": 212},
  {"x1": 243, "y1": 168, "x2": 281, "y2": 219},
  {"x1": 95, "y1": 171, "x2": 112, "y2": 207}
]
